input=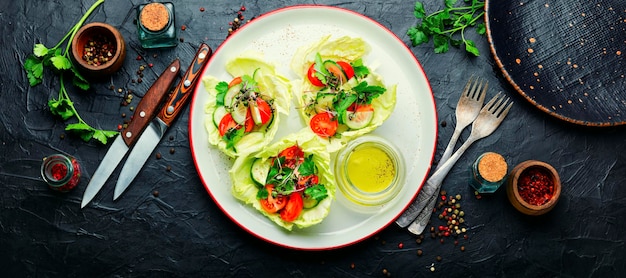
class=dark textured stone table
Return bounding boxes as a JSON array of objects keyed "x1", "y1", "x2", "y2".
[{"x1": 2, "y1": 0, "x2": 625, "y2": 277}]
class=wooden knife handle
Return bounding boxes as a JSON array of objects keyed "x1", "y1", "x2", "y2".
[
  {"x1": 158, "y1": 43, "x2": 212, "y2": 126},
  {"x1": 122, "y1": 59, "x2": 181, "y2": 146}
]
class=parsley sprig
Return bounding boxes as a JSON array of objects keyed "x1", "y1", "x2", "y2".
[
  {"x1": 23, "y1": 0, "x2": 117, "y2": 144},
  {"x1": 407, "y1": 0, "x2": 486, "y2": 56}
]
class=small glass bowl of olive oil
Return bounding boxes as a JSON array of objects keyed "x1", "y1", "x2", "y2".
[{"x1": 334, "y1": 135, "x2": 405, "y2": 212}]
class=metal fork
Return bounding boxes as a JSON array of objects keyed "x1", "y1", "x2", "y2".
[
  {"x1": 437, "y1": 76, "x2": 487, "y2": 171},
  {"x1": 396, "y1": 92, "x2": 513, "y2": 230}
]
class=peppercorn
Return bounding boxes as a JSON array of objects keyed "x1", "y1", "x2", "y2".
[
  {"x1": 436, "y1": 255, "x2": 442, "y2": 262},
  {"x1": 166, "y1": 165, "x2": 172, "y2": 171},
  {"x1": 169, "y1": 148, "x2": 175, "y2": 154},
  {"x1": 417, "y1": 249, "x2": 423, "y2": 256},
  {"x1": 153, "y1": 190, "x2": 159, "y2": 197},
  {"x1": 156, "y1": 153, "x2": 162, "y2": 159}
]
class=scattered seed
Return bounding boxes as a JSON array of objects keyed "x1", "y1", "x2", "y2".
[
  {"x1": 153, "y1": 190, "x2": 159, "y2": 197},
  {"x1": 200, "y1": 7, "x2": 205, "y2": 12},
  {"x1": 169, "y1": 148, "x2": 175, "y2": 154},
  {"x1": 166, "y1": 165, "x2": 172, "y2": 171},
  {"x1": 417, "y1": 249, "x2": 423, "y2": 256},
  {"x1": 156, "y1": 153, "x2": 162, "y2": 159},
  {"x1": 460, "y1": 245, "x2": 466, "y2": 252}
]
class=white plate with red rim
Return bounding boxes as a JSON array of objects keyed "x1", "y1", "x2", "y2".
[{"x1": 189, "y1": 5, "x2": 437, "y2": 250}]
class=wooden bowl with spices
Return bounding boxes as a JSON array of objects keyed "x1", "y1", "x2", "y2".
[
  {"x1": 506, "y1": 160, "x2": 561, "y2": 216},
  {"x1": 71, "y1": 22, "x2": 126, "y2": 78}
]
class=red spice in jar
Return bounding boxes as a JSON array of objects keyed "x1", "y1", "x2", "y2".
[
  {"x1": 517, "y1": 167, "x2": 554, "y2": 206},
  {"x1": 42, "y1": 154, "x2": 82, "y2": 192}
]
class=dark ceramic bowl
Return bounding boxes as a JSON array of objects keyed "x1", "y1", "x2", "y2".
[
  {"x1": 71, "y1": 22, "x2": 126, "y2": 78},
  {"x1": 506, "y1": 160, "x2": 561, "y2": 216}
]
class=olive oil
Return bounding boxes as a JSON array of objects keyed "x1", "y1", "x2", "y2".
[{"x1": 347, "y1": 145, "x2": 396, "y2": 193}]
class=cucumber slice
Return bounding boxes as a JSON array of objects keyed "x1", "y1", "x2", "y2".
[
  {"x1": 314, "y1": 93, "x2": 335, "y2": 114},
  {"x1": 249, "y1": 99, "x2": 263, "y2": 125},
  {"x1": 212, "y1": 106, "x2": 228, "y2": 128},
  {"x1": 303, "y1": 195, "x2": 320, "y2": 209},
  {"x1": 345, "y1": 109, "x2": 374, "y2": 130},
  {"x1": 324, "y1": 60, "x2": 348, "y2": 83},
  {"x1": 250, "y1": 158, "x2": 271, "y2": 186},
  {"x1": 231, "y1": 102, "x2": 248, "y2": 125},
  {"x1": 224, "y1": 83, "x2": 242, "y2": 108}
]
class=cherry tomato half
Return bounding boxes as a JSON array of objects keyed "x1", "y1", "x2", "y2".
[
  {"x1": 218, "y1": 113, "x2": 238, "y2": 136},
  {"x1": 260, "y1": 185, "x2": 287, "y2": 213},
  {"x1": 256, "y1": 98, "x2": 273, "y2": 125},
  {"x1": 347, "y1": 103, "x2": 374, "y2": 112},
  {"x1": 306, "y1": 63, "x2": 325, "y2": 87},
  {"x1": 278, "y1": 145, "x2": 304, "y2": 161},
  {"x1": 280, "y1": 193, "x2": 304, "y2": 222},
  {"x1": 297, "y1": 175, "x2": 319, "y2": 191},
  {"x1": 336, "y1": 61, "x2": 355, "y2": 80},
  {"x1": 244, "y1": 109, "x2": 254, "y2": 132},
  {"x1": 310, "y1": 112, "x2": 338, "y2": 138}
]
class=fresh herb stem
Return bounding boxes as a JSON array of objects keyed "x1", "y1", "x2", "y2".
[
  {"x1": 407, "y1": 0, "x2": 486, "y2": 56},
  {"x1": 23, "y1": 0, "x2": 117, "y2": 144}
]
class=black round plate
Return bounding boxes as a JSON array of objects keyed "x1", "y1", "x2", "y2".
[{"x1": 486, "y1": 0, "x2": 626, "y2": 126}]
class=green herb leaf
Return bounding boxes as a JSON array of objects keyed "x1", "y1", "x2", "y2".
[
  {"x1": 413, "y1": 2, "x2": 426, "y2": 19},
  {"x1": 304, "y1": 184, "x2": 328, "y2": 201},
  {"x1": 464, "y1": 39, "x2": 480, "y2": 56},
  {"x1": 433, "y1": 34, "x2": 450, "y2": 53},
  {"x1": 476, "y1": 23, "x2": 486, "y2": 35},
  {"x1": 71, "y1": 68, "x2": 90, "y2": 90},
  {"x1": 298, "y1": 155, "x2": 316, "y2": 176},
  {"x1": 24, "y1": 55, "x2": 44, "y2": 86},
  {"x1": 224, "y1": 127, "x2": 245, "y2": 151},
  {"x1": 407, "y1": 0, "x2": 485, "y2": 55},
  {"x1": 50, "y1": 55, "x2": 72, "y2": 70},
  {"x1": 91, "y1": 129, "x2": 118, "y2": 144},
  {"x1": 215, "y1": 81, "x2": 229, "y2": 106},
  {"x1": 350, "y1": 59, "x2": 369, "y2": 78},
  {"x1": 48, "y1": 98, "x2": 75, "y2": 120},
  {"x1": 65, "y1": 122, "x2": 95, "y2": 142},
  {"x1": 33, "y1": 44, "x2": 49, "y2": 57}
]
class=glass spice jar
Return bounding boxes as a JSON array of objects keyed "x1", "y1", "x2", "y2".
[
  {"x1": 136, "y1": 2, "x2": 178, "y2": 49},
  {"x1": 468, "y1": 152, "x2": 507, "y2": 193},
  {"x1": 41, "y1": 154, "x2": 81, "y2": 192}
]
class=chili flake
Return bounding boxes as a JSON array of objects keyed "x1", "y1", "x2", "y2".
[{"x1": 518, "y1": 167, "x2": 554, "y2": 206}]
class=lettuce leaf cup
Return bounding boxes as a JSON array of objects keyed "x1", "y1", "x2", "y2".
[
  {"x1": 290, "y1": 35, "x2": 397, "y2": 152},
  {"x1": 203, "y1": 52, "x2": 291, "y2": 157},
  {"x1": 229, "y1": 131, "x2": 336, "y2": 231}
]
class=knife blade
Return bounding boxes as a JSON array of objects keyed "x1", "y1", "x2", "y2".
[
  {"x1": 113, "y1": 43, "x2": 212, "y2": 200},
  {"x1": 80, "y1": 59, "x2": 181, "y2": 208}
]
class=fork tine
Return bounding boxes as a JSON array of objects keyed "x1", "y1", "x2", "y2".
[
  {"x1": 482, "y1": 92, "x2": 501, "y2": 111},
  {"x1": 462, "y1": 75, "x2": 475, "y2": 97},
  {"x1": 477, "y1": 80, "x2": 488, "y2": 102},
  {"x1": 497, "y1": 99, "x2": 513, "y2": 118},
  {"x1": 467, "y1": 77, "x2": 483, "y2": 99}
]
